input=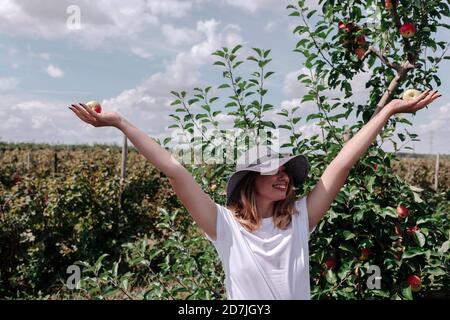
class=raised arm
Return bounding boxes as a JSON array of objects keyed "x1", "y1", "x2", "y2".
[
  {"x1": 69, "y1": 104, "x2": 218, "y2": 239},
  {"x1": 306, "y1": 90, "x2": 441, "y2": 230}
]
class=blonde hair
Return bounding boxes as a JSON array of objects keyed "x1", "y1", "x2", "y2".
[{"x1": 227, "y1": 171, "x2": 299, "y2": 232}]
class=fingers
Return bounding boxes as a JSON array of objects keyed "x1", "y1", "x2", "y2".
[
  {"x1": 412, "y1": 90, "x2": 442, "y2": 112},
  {"x1": 69, "y1": 104, "x2": 97, "y2": 125}
]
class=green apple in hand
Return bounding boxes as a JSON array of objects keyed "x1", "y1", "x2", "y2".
[{"x1": 402, "y1": 89, "x2": 421, "y2": 102}]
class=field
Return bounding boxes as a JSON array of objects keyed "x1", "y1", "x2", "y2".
[{"x1": 0, "y1": 142, "x2": 448, "y2": 299}]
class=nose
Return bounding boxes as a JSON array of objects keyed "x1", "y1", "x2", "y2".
[{"x1": 277, "y1": 166, "x2": 288, "y2": 178}]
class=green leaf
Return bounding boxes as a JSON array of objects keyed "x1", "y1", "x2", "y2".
[
  {"x1": 325, "y1": 270, "x2": 337, "y2": 284},
  {"x1": 278, "y1": 124, "x2": 292, "y2": 130},
  {"x1": 214, "y1": 61, "x2": 226, "y2": 67},
  {"x1": 306, "y1": 113, "x2": 322, "y2": 122},
  {"x1": 438, "y1": 240, "x2": 450, "y2": 254},
  {"x1": 231, "y1": 44, "x2": 242, "y2": 54},
  {"x1": 163, "y1": 137, "x2": 171, "y2": 145},
  {"x1": 403, "y1": 248, "x2": 426, "y2": 259},
  {"x1": 225, "y1": 102, "x2": 237, "y2": 108},
  {"x1": 401, "y1": 284, "x2": 413, "y2": 300},
  {"x1": 253, "y1": 48, "x2": 262, "y2": 57},
  {"x1": 414, "y1": 232, "x2": 426, "y2": 247},
  {"x1": 209, "y1": 97, "x2": 219, "y2": 104},
  {"x1": 364, "y1": 176, "x2": 375, "y2": 193},
  {"x1": 218, "y1": 84, "x2": 230, "y2": 89},
  {"x1": 301, "y1": 94, "x2": 315, "y2": 103},
  {"x1": 343, "y1": 231, "x2": 356, "y2": 240},
  {"x1": 264, "y1": 71, "x2": 275, "y2": 79},
  {"x1": 261, "y1": 121, "x2": 276, "y2": 129}
]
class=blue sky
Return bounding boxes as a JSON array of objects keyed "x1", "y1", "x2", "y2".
[{"x1": 0, "y1": 0, "x2": 449, "y2": 154}]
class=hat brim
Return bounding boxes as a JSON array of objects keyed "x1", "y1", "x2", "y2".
[{"x1": 225, "y1": 154, "x2": 309, "y2": 206}]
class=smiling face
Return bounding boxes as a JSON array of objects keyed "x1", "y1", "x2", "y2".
[{"x1": 254, "y1": 165, "x2": 291, "y2": 202}]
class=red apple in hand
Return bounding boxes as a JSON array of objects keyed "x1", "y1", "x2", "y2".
[
  {"x1": 397, "y1": 205, "x2": 409, "y2": 219},
  {"x1": 400, "y1": 22, "x2": 416, "y2": 38},
  {"x1": 406, "y1": 274, "x2": 422, "y2": 292},
  {"x1": 86, "y1": 100, "x2": 102, "y2": 114}
]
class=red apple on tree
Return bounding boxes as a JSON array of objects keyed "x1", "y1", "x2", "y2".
[
  {"x1": 338, "y1": 21, "x2": 346, "y2": 31},
  {"x1": 359, "y1": 248, "x2": 370, "y2": 261},
  {"x1": 397, "y1": 205, "x2": 409, "y2": 219},
  {"x1": 356, "y1": 35, "x2": 366, "y2": 45},
  {"x1": 385, "y1": 0, "x2": 393, "y2": 10},
  {"x1": 406, "y1": 274, "x2": 422, "y2": 292},
  {"x1": 355, "y1": 47, "x2": 366, "y2": 60},
  {"x1": 400, "y1": 22, "x2": 416, "y2": 38},
  {"x1": 324, "y1": 257, "x2": 336, "y2": 269},
  {"x1": 406, "y1": 225, "x2": 420, "y2": 237}
]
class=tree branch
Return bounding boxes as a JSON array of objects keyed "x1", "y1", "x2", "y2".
[
  {"x1": 370, "y1": 60, "x2": 416, "y2": 119},
  {"x1": 363, "y1": 46, "x2": 401, "y2": 71},
  {"x1": 299, "y1": 9, "x2": 336, "y2": 71}
]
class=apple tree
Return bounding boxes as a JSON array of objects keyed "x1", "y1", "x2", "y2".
[{"x1": 284, "y1": 0, "x2": 449, "y2": 299}]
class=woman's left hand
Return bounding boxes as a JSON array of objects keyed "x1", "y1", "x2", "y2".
[{"x1": 386, "y1": 89, "x2": 442, "y2": 116}]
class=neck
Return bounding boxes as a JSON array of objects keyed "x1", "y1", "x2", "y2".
[{"x1": 255, "y1": 195, "x2": 274, "y2": 219}]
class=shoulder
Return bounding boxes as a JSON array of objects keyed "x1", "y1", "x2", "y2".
[
  {"x1": 293, "y1": 195, "x2": 315, "y2": 235},
  {"x1": 206, "y1": 202, "x2": 239, "y2": 243}
]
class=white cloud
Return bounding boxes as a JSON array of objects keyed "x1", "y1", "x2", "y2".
[
  {"x1": 0, "y1": 77, "x2": 19, "y2": 91},
  {"x1": 39, "y1": 53, "x2": 51, "y2": 60},
  {"x1": 4, "y1": 115, "x2": 23, "y2": 129},
  {"x1": 161, "y1": 24, "x2": 201, "y2": 46},
  {"x1": 0, "y1": 0, "x2": 195, "y2": 44},
  {"x1": 147, "y1": 0, "x2": 193, "y2": 18},
  {"x1": 223, "y1": 0, "x2": 319, "y2": 13},
  {"x1": 103, "y1": 19, "x2": 243, "y2": 139},
  {"x1": 283, "y1": 68, "x2": 309, "y2": 99},
  {"x1": 224, "y1": 0, "x2": 283, "y2": 13},
  {"x1": 282, "y1": 67, "x2": 371, "y2": 105},
  {"x1": 264, "y1": 21, "x2": 277, "y2": 32},
  {"x1": 131, "y1": 46, "x2": 153, "y2": 59},
  {"x1": 31, "y1": 115, "x2": 52, "y2": 129},
  {"x1": 419, "y1": 103, "x2": 450, "y2": 132},
  {"x1": 45, "y1": 64, "x2": 64, "y2": 78}
]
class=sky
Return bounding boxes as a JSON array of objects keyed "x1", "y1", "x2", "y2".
[{"x1": 0, "y1": 0, "x2": 449, "y2": 154}]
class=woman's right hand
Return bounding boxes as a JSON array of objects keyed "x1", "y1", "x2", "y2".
[{"x1": 69, "y1": 103, "x2": 123, "y2": 129}]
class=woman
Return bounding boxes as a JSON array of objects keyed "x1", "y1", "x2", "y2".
[{"x1": 69, "y1": 89, "x2": 441, "y2": 299}]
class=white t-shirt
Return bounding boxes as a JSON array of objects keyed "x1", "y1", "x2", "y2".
[{"x1": 206, "y1": 196, "x2": 313, "y2": 300}]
